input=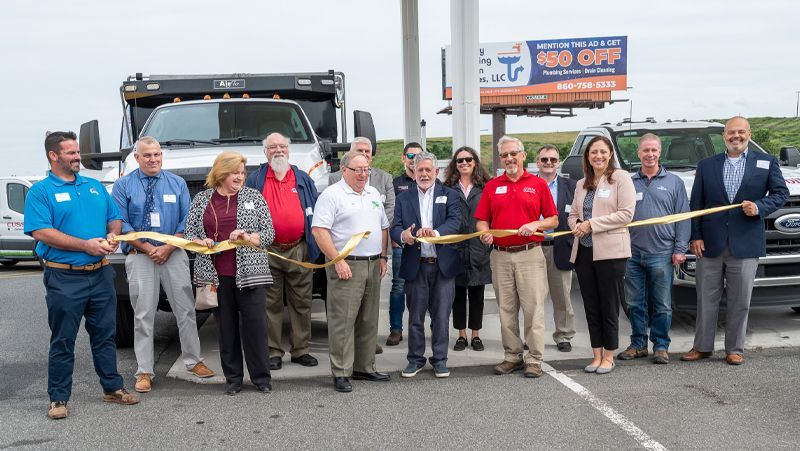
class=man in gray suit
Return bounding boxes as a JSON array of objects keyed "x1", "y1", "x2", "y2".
[{"x1": 329, "y1": 137, "x2": 395, "y2": 354}]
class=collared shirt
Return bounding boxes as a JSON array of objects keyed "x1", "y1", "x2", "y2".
[
  {"x1": 312, "y1": 179, "x2": 389, "y2": 256},
  {"x1": 630, "y1": 166, "x2": 690, "y2": 254},
  {"x1": 458, "y1": 180, "x2": 473, "y2": 199},
  {"x1": 25, "y1": 171, "x2": 121, "y2": 266},
  {"x1": 111, "y1": 168, "x2": 190, "y2": 253},
  {"x1": 262, "y1": 166, "x2": 305, "y2": 243},
  {"x1": 723, "y1": 149, "x2": 748, "y2": 203},
  {"x1": 541, "y1": 176, "x2": 558, "y2": 237},
  {"x1": 474, "y1": 170, "x2": 558, "y2": 247},
  {"x1": 418, "y1": 185, "x2": 437, "y2": 258}
]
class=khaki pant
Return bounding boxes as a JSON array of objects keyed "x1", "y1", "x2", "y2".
[
  {"x1": 325, "y1": 259, "x2": 381, "y2": 377},
  {"x1": 490, "y1": 246, "x2": 548, "y2": 364},
  {"x1": 541, "y1": 245, "x2": 576, "y2": 344},
  {"x1": 266, "y1": 242, "x2": 313, "y2": 358}
]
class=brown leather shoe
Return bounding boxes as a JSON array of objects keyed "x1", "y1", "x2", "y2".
[
  {"x1": 386, "y1": 331, "x2": 403, "y2": 346},
  {"x1": 134, "y1": 374, "x2": 152, "y2": 393},
  {"x1": 524, "y1": 363, "x2": 543, "y2": 378},
  {"x1": 102, "y1": 388, "x2": 140, "y2": 405},
  {"x1": 493, "y1": 360, "x2": 524, "y2": 375},
  {"x1": 725, "y1": 354, "x2": 744, "y2": 365},
  {"x1": 617, "y1": 346, "x2": 648, "y2": 360},
  {"x1": 48, "y1": 401, "x2": 68, "y2": 420},
  {"x1": 653, "y1": 350, "x2": 669, "y2": 364},
  {"x1": 680, "y1": 348, "x2": 712, "y2": 361},
  {"x1": 188, "y1": 362, "x2": 215, "y2": 378}
]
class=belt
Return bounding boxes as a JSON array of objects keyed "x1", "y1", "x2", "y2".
[
  {"x1": 344, "y1": 254, "x2": 381, "y2": 261},
  {"x1": 541, "y1": 240, "x2": 554, "y2": 247},
  {"x1": 420, "y1": 257, "x2": 438, "y2": 264},
  {"x1": 272, "y1": 238, "x2": 302, "y2": 251},
  {"x1": 45, "y1": 259, "x2": 109, "y2": 271},
  {"x1": 492, "y1": 242, "x2": 541, "y2": 253}
]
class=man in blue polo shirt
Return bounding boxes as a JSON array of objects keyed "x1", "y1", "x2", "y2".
[
  {"x1": 25, "y1": 131, "x2": 139, "y2": 420},
  {"x1": 112, "y1": 136, "x2": 214, "y2": 393}
]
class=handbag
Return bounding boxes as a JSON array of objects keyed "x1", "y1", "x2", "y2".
[{"x1": 195, "y1": 196, "x2": 221, "y2": 310}]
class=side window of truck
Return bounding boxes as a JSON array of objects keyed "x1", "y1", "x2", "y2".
[
  {"x1": 7, "y1": 183, "x2": 27, "y2": 214},
  {"x1": 571, "y1": 134, "x2": 597, "y2": 156}
]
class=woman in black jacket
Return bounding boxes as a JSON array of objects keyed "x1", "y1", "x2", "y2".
[{"x1": 444, "y1": 146, "x2": 492, "y2": 351}]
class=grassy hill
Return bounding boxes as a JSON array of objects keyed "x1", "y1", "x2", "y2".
[{"x1": 372, "y1": 116, "x2": 800, "y2": 176}]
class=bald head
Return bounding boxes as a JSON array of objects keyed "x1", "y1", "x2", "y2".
[{"x1": 723, "y1": 116, "x2": 751, "y2": 157}]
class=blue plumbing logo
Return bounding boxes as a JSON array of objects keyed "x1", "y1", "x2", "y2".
[{"x1": 496, "y1": 43, "x2": 524, "y2": 82}]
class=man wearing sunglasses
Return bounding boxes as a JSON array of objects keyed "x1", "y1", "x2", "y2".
[
  {"x1": 535, "y1": 145, "x2": 577, "y2": 353},
  {"x1": 386, "y1": 142, "x2": 424, "y2": 346}
]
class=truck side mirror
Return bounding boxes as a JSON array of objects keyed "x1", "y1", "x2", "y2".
[
  {"x1": 80, "y1": 120, "x2": 103, "y2": 170},
  {"x1": 353, "y1": 110, "x2": 377, "y2": 154},
  {"x1": 780, "y1": 146, "x2": 800, "y2": 167}
]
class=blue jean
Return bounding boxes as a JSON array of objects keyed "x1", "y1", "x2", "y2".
[
  {"x1": 389, "y1": 247, "x2": 405, "y2": 332},
  {"x1": 624, "y1": 250, "x2": 674, "y2": 351},
  {"x1": 44, "y1": 265, "x2": 124, "y2": 402}
]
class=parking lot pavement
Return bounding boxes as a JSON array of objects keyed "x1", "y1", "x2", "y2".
[{"x1": 167, "y1": 271, "x2": 800, "y2": 384}]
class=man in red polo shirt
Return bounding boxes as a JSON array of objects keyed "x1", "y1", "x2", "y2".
[
  {"x1": 475, "y1": 136, "x2": 558, "y2": 378},
  {"x1": 246, "y1": 132, "x2": 321, "y2": 371}
]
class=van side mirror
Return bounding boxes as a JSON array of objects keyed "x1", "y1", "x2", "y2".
[
  {"x1": 80, "y1": 120, "x2": 102, "y2": 170},
  {"x1": 780, "y1": 146, "x2": 800, "y2": 167},
  {"x1": 353, "y1": 110, "x2": 377, "y2": 154}
]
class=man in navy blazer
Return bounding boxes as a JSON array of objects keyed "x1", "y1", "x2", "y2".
[
  {"x1": 391, "y1": 151, "x2": 463, "y2": 379},
  {"x1": 682, "y1": 116, "x2": 788, "y2": 365}
]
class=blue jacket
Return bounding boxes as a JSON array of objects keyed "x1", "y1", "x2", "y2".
[
  {"x1": 246, "y1": 163, "x2": 320, "y2": 262},
  {"x1": 690, "y1": 150, "x2": 788, "y2": 258},
  {"x1": 552, "y1": 176, "x2": 577, "y2": 271},
  {"x1": 390, "y1": 184, "x2": 464, "y2": 281}
]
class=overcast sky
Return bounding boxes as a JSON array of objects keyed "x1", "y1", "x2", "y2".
[{"x1": 1, "y1": 0, "x2": 798, "y2": 176}]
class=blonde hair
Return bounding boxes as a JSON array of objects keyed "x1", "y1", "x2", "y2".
[{"x1": 205, "y1": 151, "x2": 247, "y2": 188}]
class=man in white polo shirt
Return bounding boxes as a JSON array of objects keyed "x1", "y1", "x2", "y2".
[{"x1": 312, "y1": 150, "x2": 390, "y2": 393}]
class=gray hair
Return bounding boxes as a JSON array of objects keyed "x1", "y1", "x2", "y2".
[
  {"x1": 537, "y1": 144, "x2": 559, "y2": 156},
  {"x1": 497, "y1": 135, "x2": 524, "y2": 153},
  {"x1": 350, "y1": 136, "x2": 373, "y2": 152},
  {"x1": 262, "y1": 132, "x2": 291, "y2": 148},
  {"x1": 340, "y1": 149, "x2": 369, "y2": 169},
  {"x1": 412, "y1": 151, "x2": 437, "y2": 171},
  {"x1": 134, "y1": 136, "x2": 161, "y2": 153},
  {"x1": 638, "y1": 133, "x2": 661, "y2": 148}
]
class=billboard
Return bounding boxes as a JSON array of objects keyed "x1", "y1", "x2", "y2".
[{"x1": 443, "y1": 36, "x2": 627, "y2": 100}]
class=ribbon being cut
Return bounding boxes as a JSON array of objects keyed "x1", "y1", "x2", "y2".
[{"x1": 112, "y1": 203, "x2": 742, "y2": 262}]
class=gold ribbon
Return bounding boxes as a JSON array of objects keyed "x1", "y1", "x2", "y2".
[{"x1": 114, "y1": 231, "x2": 371, "y2": 269}]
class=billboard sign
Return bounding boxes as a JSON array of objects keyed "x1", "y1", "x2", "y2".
[{"x1": 444, "y1": 36, "x2": 627, "y2": 99}]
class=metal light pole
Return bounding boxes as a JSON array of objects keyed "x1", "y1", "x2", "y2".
[{"x1": 795, "y1": 91, "x2": 799, "y2": 118}]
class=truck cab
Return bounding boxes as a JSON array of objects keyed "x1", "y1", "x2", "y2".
[{"x1": 0, "y1": 176, "x2": 42, "y2": 266}]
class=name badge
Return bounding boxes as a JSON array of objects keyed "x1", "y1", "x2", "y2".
[
  {"x1": 306, "y1": 207, "x2": 313, "y2": 216},
  {"x1": 435, "y1": 195, "x2": 447, "y2": 204},
  {"x1": 636, "y1": 192, "x2": 644, "y2": 201},
  {"x1": 597, "y1": 188, "x2": 611, "y2": 198},
  {"x1": 163, "y1": 194, "x2": 177, "y2": 203},
  {"x1": 565, "y1": 204, "x2": 572, "y2": 213},
  {"x1": 756, "y1": 160, "x2": 770, "y2": 170},
  {"x1": 55, "y1": 192, "x2": 71, "y2": 202},
  {"x1": 244, "y1": 201, "x2": 255, "y2": 210},
  {"x1": 495, "y1": 186, "x2": 508, "y2": 194},
  {"x1": 150, "y1": 212, "x2": 161, "y2": 228}
]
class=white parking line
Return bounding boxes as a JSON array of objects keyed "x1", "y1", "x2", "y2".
[{"x1": 542, "y1": 362, "x2": 667, "y2": 451}]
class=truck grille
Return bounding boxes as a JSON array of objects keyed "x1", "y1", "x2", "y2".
[{"x1": 765, "y1": 195, "x2": 800, "y2": 255}]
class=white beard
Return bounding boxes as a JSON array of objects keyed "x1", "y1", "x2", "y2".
[{"x1": 270, "y1": 156, "x2": 290, "y2": 174}]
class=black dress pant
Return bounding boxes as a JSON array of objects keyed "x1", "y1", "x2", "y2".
[
  {"x1": 214, "y1": 276, "x2": 271, "y2": 387},
  {"x1": 574, "y1": 244, "x2": 627, "y2": 350},
  {"x1": 452, "y1": 285, "x2": 485, "y2": 330}
]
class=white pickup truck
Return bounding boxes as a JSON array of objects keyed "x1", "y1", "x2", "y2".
[{"x1": 561, "y1": 119, "x2": 800, "y2": 312}]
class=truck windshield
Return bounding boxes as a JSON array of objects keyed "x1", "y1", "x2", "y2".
[
  {"x1": 142, "y1": 101, "x2": 313, "y2": 145},
  {"x1": 612, "y1": 128, "x2": 736, "y2": 169}
]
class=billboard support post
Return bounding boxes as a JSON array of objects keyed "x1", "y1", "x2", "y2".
[
  {"x1": 491, "y1": 109, "x2": 506, "y2": 175},
  {"x1": 401, "y1": 0, "x2": 422, "y2": 146},
  {"x1": 450, "y1": 0, "x2": 480, "y2": 154}
]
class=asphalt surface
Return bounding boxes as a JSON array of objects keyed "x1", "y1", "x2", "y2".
[{"x1": 2, "y1": 262, "x2": 799, "y2": 450}]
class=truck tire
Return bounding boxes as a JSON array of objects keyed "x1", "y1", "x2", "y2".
[
  {"x1": 0, "y1": 261, "x2": 18, "y2": 267},
  {"x1": 115, "y1": 296, "x2": 134, "y2": 348}
]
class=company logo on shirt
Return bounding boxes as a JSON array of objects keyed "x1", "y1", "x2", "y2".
[
  {"x1": 89, "y1": 187, "x2": 99, "y2": 195},
  {"x1": 371, "y1": 201, "x2": 380, "y2": 209},
  {"x1": 523, "y1": 187, "x2": 536, "y2": 194},
  {"x1": 657, "y1": 186, "x2": 668, "y2": 191}
]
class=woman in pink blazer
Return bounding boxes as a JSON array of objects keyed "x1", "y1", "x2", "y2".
[{"x1": 568, "y1": 136, "x2": 636, "y2": 374}]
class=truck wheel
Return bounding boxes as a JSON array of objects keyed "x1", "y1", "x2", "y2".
[
  {"x1": 115, "y1": 297, "x2": 135, "y2": 348},
  {"x1": 792, "y1": 307, "x2": 800, "y2": 314},
  {"x1": 0, "y1": 261, "x2": 18, "y2": 267}
]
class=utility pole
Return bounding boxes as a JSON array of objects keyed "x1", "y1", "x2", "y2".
[{"x1": 796, "y1": 90, "x2": 799, "y2": 118}]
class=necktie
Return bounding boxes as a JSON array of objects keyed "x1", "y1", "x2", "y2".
[{"x1": 141, "y1": 176, "x2": 157, "y2": 231}]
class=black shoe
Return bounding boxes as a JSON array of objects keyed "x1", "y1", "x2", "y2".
[
  {"x1": 351, "y1": 371, "x2": 390, "y2": 382},
  {"x1": 225, "y1": 383, "x2": 242, "y2": 396},
  {"x1": 557, "y1": 342, "x2": 572, "y2": 352},
  {"x1": 256, "y1": 383, "x2": 272, "y2": 393},
  {"x1": 269, "y1": 356, "x2": 282, "y2": 370},
  {"x1": 291, "y1": 354, "x2": 319, "y2": 367},
  {"x1": 333, "y1": 377, "x2": 352, "y2": 393},
  {"x1": 471, "y1": 337, "x2": 485, "y2": 351},
  {"x1": 454, "y1": 336, "x2": 468, "y2": 351}
]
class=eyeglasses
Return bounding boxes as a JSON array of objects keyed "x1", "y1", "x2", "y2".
[
  {"x1": 499, "y1": 151, "x2": 522, "y2": 159},
  {"x1": 405, "y1": 152, "x2": 418, "y2": 160},
  {"x1": 346, "y1": 166, "x2": 371, "y2": 175},
  {"x1": 538, "y1": 157, "x2": 559, "y2": 164},
  {"x1": 266, "y1": 144, "x2": 289, "y2": 151},
  {"x1": 456, "y1": 157, "x2": 474, "y2": 164}
]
